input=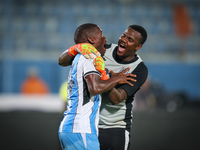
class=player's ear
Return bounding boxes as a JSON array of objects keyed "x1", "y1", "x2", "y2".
[
  {"x1": 135, "y1": 44, "x2": 142, "y2": 51},
  {"x1": 87, "y1": 37, "x2": 95, "y2": 44}
]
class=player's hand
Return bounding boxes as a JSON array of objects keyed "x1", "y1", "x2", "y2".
[
  {"x1": 110, "y1": 67, "x2": 137, "y2": 86},
  {"x1": 76, "y1": 43, "x2": 102, "y2": 59},
  {"x1": 68, "y1": 45, "x2": 79, "y2": 57},
  {"x1": 68, "y1": 43, "x2": 100, "y2": 58},
  {"x1": 75, "y1": 43, "x2": 101, "y2": 59},
  {"x1": 94, "y1": 56, "x2": 109, "y2": 80}
]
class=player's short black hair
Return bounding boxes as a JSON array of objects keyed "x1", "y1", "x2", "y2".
[
  {"x1": 74, "y1": 23, "x2": 98, "y2": 44},
  {"x1": 129, "y1": 25, "x2": 147, "y2": 44}
]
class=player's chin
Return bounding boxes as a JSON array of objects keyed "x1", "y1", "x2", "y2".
[
  {"x1": 104, "y1": 46, "x2": 106, "y2": 51},
  {"x1": 117, "y1": 50, "x2": 125, "y2": 57},
  {"x1": 102, "y1": 45, "x2": 106, "y2": 52},
  {"x1": 99, "y1": 47, "x2": 106, "y2": 56},
  {"x1": 101, "y1": 50, "x2": 106, "y2": 56}
]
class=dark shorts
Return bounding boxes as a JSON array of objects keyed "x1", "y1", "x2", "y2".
[{"x1": 98, "y1": 128, "x2": 130, "y2": 150}]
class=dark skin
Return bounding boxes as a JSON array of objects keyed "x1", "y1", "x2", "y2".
[
  {"x1": 58, "y1": 51, "x2": 73, "y2": 66},
  {"x1": 117, "y1": 27, "x2": 142, "y2": 61},
  {"x1": 86, "y1": 67, "x2": 135, "y2": 96},
  {"x1": 105, "y1": 27, "x2": 143, "y2": 104},
  {"x1": 58, "y1": 26, "x2": 106, "y2": 66},
  {"x1": 58, "y1": 26, "x2": 143, "y2": 104}
]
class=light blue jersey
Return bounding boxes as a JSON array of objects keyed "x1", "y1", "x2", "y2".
[{"x1": 59, "y1": 54, "x2": 101, "y2": 135}]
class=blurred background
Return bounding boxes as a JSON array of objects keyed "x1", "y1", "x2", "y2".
[{"x1": 0, "y1": 0, "x2": 200, "y2": 150}]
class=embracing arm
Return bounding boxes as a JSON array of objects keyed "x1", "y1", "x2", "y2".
[
  {"x1": 107, "y1": 62, "x2": 148, "y2": 105},
  {"x1": 58, "y1": 49, "x2": 74, "y2": 66},
  {"x1": 58, "y1": 43, "x2": 101, "y2": 66},
  {"x1": 104, "y1": 88, "x2": 128, "y2": 105},
  {"x1": 85, "y1": 68, "x2": 136, "y2": 96}
]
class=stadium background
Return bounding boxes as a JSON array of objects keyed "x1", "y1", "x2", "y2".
[{"x1": 0, "y1": 0, "x2": 200, "y2": 150}]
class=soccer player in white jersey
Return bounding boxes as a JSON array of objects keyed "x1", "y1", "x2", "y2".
[
  {"x1": 58, "y1": 23, "x2": 137, "y2": 150},
  {"x1": 98, "y1": 25, "x2": 148, "y2": 150},
  {"x1": 59, "y1": 24, "x2": 148, "y2": 150}
]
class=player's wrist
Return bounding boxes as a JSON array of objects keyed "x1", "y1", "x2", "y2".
[
  {"x1": 101, "y1": 75, "x2": 109, "y2": 80},
  {"x1": 100, "y1": 70, "x2": 109, "y2": 80}
]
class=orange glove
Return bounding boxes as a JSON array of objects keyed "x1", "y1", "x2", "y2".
[
  {"x1": 94, "y1": 56, "x2": 109, "y2": 80},
  {"x1": 68, "y1": 43, "x2": 100, "y2": 59},
  {"x1": 68, "y1": 45, "x2": 78, "y2": 57}
]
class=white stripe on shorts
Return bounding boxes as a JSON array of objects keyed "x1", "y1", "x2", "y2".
[
  {"x1": 81, "y1": 133, "x2": 87, "y2": 149},
  {"x1": 124, "y1": 130, "x2": 129, "y2": 150}
]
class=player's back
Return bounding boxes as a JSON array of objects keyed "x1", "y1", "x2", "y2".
[{"x1": 59, "y1": 54, "x2": 101, "y2": 135}]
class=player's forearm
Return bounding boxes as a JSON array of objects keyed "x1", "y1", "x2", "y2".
[
  {"x1": 58, "y1": 50, "x2": 74, "y2": 66},
  {"x1": 86, "y1": 70, "x2": 135, "y2": 95},
  {"x1": 96, "y1": 78, "x2": 121, "y2": 94},
  {"x1": 108, "y1": 88, "x2": 127, "y2": 104},
  {"x1": 86, "y1": 75, "x2": 121, "y2": 96}
]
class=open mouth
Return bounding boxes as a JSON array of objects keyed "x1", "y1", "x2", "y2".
[
  {"x1": 118, "y1": 44, "x2": 125, "y2": 52},
  {"x1": 103, "y1": 40, "x2": 107, "y2": 51}
]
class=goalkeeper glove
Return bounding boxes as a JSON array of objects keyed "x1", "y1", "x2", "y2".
[
  {"x1": 68, "y1": 43, "x2": 100, "y2": 59},
  {"x1": 94, "y1": 56, "x2": 109, "y2": 80}
]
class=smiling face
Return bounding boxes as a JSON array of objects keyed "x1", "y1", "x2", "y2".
[{"x1": 117, "y1": 27, "x2": 143, "y2": 61}]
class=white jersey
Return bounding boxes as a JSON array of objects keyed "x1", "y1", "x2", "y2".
[
  {"x1": 59, "y1": 54, "x2": 101, "y2": 135},
  {"x1": 99, "y1": 44, "x2": 148, "y2": 130}
]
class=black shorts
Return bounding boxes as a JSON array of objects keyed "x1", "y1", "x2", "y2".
[{"x1": 98, "y1": 128, "x2": 130, "y2": 150}]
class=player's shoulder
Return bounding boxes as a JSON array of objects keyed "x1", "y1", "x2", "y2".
[
  {"x1": 133, "y1": 54, "x2": 148, "y2": 72},
  {"x1": 78, "y1": 54, "x2": 95, "y2": 64},
  {"x1": 141, "y1": 62, "x2": 148, "y2": 71},
  {"x1": 135, "y1": 61, "x2": 148, "y2": 75}
]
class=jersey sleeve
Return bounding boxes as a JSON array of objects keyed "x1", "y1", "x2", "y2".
[
  {"x1": 80, "y1": 55, "x2": 101, "y2": 79},
  {"x1": 117, "y1": 62, "x2": 148, "y2": 98}
]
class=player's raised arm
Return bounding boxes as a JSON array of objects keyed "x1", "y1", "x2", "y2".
[
  {"x1": 58, "y1": 49, "x2": 73, "y2": 66},
  {"x1": 58, "y1": 43, "x2": 100, "y2": 66}
]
